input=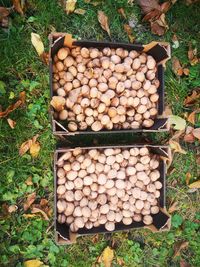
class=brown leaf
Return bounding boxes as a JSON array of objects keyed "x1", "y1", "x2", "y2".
[
  {"x1": 40, "y1": 52, "x2": 49, "y2": 65},
  {"x1": 173, "y1": 241, "x2": 189, "y2": 258},
  {"x1": 12, "y1": 0, "x2": 24, "y2": 15},
  {"x1": 50, "y1": 96, "x2": 66, "y2": 112},
  {"x1": 8, "y1": 205, "x2": 18, "y2": 213},
  {"x1": 188, "y1": 180, "x2": 200, "y2": 189},
  {"x1": 150, "y1": 13, "x2": 168, "y2": 36},
  {"x1": 196, "y1": 156, "x2": 200, "y2": 165},
  {"x1": 184, "y1": 89, "x2": 200, "y2": 106},
  {"x1": 40, "y1": 198, "x2": 48, "y2": 207},
  {"x1": 23, "y1": 192, "x2": 36, "y2": 211},
  {"x1": 19, "y1": 134, "x2": 39, "y2": 156},
  {"x1": 169, "y1": 140, "x2": 187, "y2": 154},
  {"x1": 161, "y1": 1, "x2": 172, "y2": 13},
  {"x1": 0, "y1": 6, "x2": 10, "y2": 19},
  {"x1": 187, "y1": 108, "x2": 200, "y2": 125},
  {"x1": 0, "y1": 91, "x2": 25, "y2": 118},
  {"x1": 185, "y1": 172, "x2": 192, "y2": 185},
  {"x1": 118, "y1": 8, "x2": 126, "y2": 19},
  {"x1": 74, "y1": 8, "x2": 86, "y2": 15},
  {"x1": 65, "y1": 0, "x2": 77, "y2": 14},
  {"x1": 124, "y1": 24, "x2": 135, "y2": 43},
  {"x1": 30, "y1": 142, "x2": 40, "y2": 158},
  {"x1": 31, "y1": 207, "x2": 49, "y2": 220},
  {"x1": 172, "y1": 57, "x2": 183, "y2": 76},
  {"x1": 98, "y1": 11, "x2": 111, "y2": 37},
  {"x1": 183, "y1": 68, "x2": 189, "y2": 76},
  {"x1": 188, "y1": 43, "x2": 199, "y2": 66},
  {"x1": 168, "y1": 201, "x2": 178, "y2": 213},
  {"x1": 7, "y1": 118, "x2": 16, "y2": 129},
  {"x1": 25, "y1": 176, "x2": 33, "y2": 186},
  {"x1": 192, "y1": 128, "x2": 200, "y2": 140},
  {"x1": 163, "y1": 105, "x2": 172, "y2": 116},
  {"x1": 137, "y1": 0, "x2": 160, "y2": 14},
  {"x1": 183, "y1": 133, "x2": 195, "y2": 143},
  {"x1": 180, "y1": 259, "x2": 191, "y2": 267}
]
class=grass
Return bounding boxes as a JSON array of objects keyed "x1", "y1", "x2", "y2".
[{"x1": 0, "y1": 0, "x2": 200, "y2": 266}]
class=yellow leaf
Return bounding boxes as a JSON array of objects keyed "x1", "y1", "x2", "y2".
[
  {"x1": 99, "y1": 246, "x2": 114, "y2": 267},
  {"x1": 23, "y1": 214, "x2": 38, "y2": 218},
  {"x1": 66, "y1": 0, "x2": 77, "y2": 14},
  {"x1": 188, "y1": 180, "x2": 200, "y2": 189},
  {"x1": 31, "y1": 207, "x2": 49, "y2": 220},
  {"x1": 74, "y1": 8, "x2": 86, "y2": 15},
  {"x1": 185, "y1": 172, "x2": 192, "y2": 185},
  {"x1": 19, "y1": 139, "x2": 33, "y2": 156},
  {"x1": 24, "y1": 259, "x2": 43, "y2": 267},
  {"x1": 169, "y1": 115, "x2": 186, "y2": 131},
  {"x1": 169, "y1": 140, "x2": 187, "y2": 154},
  {"x1": 7, "y1": 118, "x2": 16, "y2": 129},
  {"x1": 98, "y1": 11, "x2": 111, "y2": 37},
  {"x1": 30, "y1": 142, "x2": 40, "y2": 158},
  {"x1": 31, "y1": 33, "x2": 44, "y2": 56}
]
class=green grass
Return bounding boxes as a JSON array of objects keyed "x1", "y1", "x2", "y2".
[{"x1": 0, "y1": 0, "x2": 200, "y2": 266}]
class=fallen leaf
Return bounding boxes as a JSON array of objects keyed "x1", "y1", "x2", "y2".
[
  {"x1": 31, "y1": 32, "x2": 44, "y2": 57},
  {"x1": 150, "y1": 13, "x2": 168, "y2": 36},
  {"x1": 137, "y1": 0, "x2": 160, "y2": 15},
  {"x1": 183, "y1": 133, "x2": 195, "y2": 143},
  {"x1": 24, "y1": 259, "x2": 44, "y2": 267},
  {"x1": 12, "y1": 0, "x2": 24, "y2": 15},
  {"x1": 172, "y1": 34, "x2": 179, "y2": 49},
  {"x1": 118, "y1": 8, "x2": 126, "y2": 19},
  {"x1": 171, "y1": 130, "x2": 185, "y2": 140},
  {"x1": 180, "y1": 259, "x2": 191, "y2": 267},
  {"x1": 184, "y1": 89, "x2": 200, "y2": 106},
  {"x1": 173, "y1": 241, "x2": 189, "y2": 258},
  {"x1": 50, "y1": 96, "x2": 66, "y2": 111},
  {"x1": 116, "y1": 257, "x2": 125, "y2": 266},
  {"x1": 41, "y1": 51, "x2": 49, "y2": 65},
  {"x1": 185, "y1": 172, "x2": 192, "y2": 185},
  {"x1": 8, "y1": 205, "x2": 18, "y2": 213},
  {"x1": 98, "y1": 246, "x2": 114, "y2": 267},
  {"x1": 7, "y1": 118, "x2": 16, "y2": 129},
  {"x1": 74, "y1": 8, "x2": 86, "y2": 15},
  {"x1": 65, "y1": 0, "x2": 77, "y2": 14},
  {"x1": 0, "y1": 7, "x2": 10, "y2": 22},
  {"x1": 183, "y1": 68, "x2": 190, "y2": 76},
  {"x1": 172, "y1": 57, "x2": 189, "y2": 76},
  {"x1": 187, "y1": 109, "x2": 200, "y2": 125},
  {"x1": 124, "y1": 24, "x2": 135, "y2": 43},
  {"x1": 84, "y1": 0, "x2": 102, "y2": 6},
  {"x1": 163, "y1": 105, "x2": 173, "y2": 116},
  {"x1": 168, "y1": 201, "x2": 178, "y2": 213},
  {"x1": 40, "y1": 198, "x2": 48, "y2": 207},
  {"x1": 169, "y1": 115, "x2": 186, "y2": 131},
  {"x1": 0, "y1": 91, "x2": 25, "y2": 118},
  {"x1": 31, "y1": 207, "x2": 49, "y2": 220},
  {"x1": 23, "y1": 214, "x2": 38, "y2": 218},
  {"x1": 169, "y1": 140, "x2": 187, "y2": 154},
  {"x1": 19, "y1": 139, "x2": 33, "y2": 156},
  {"x1": 196, "y1": 156, "x2": 200, "y2": 165},
  {"x1": 25, "y1": 176, "x2": 33, "y2": 186},
  {"x1": 23, "y1": 192, "x2": 36, "y2": 211},
  {"x1": 188, "y1": 43, "x2": 199, "y2": 66},
  {"x1": 30, "y1": 142, "x2": 40, "y2": 158},
  {"x1": 188, "y1": 180, "x2": 200, "y2": 189},
  {"x1": 192, "y1": 128, "x2": 200, "y2": 140},
  {"x1": 98, "y1": 11, "x2": 111, "y2": 37}
]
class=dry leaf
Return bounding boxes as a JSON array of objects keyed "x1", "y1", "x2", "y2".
[
  {"x1": 188, "y1": 180, "x2": 200, "y2": 189},
  {"x1": 74, "y1": 8, "x2": 86, "y2": 15},
  {"x1": 8, "y1": 205, "x2": 18, "y2": 213},
  {"x1": 31, "y1": 207, "x2": 49, "y2": 220},
  {"x1": 0, "y1": 6, "x2": 10, "y2": 28},
  {"x1": 185, "y1": 172, "x2": 192, "y2": 185},
  {"x1": 30, "y1": 142, "x2": 41, "y2": 158},
  {"x1": 187, "y1": 109, "x2": 200, "y2": 124},
  {"x1": 163, "y1": 105, "x2": 172, "y2": 116},
  {"x1": 24, "y1": 259, "x2": 44, "y2": 267},
  {"x1": 183, "y1": 133, "x2": 195, "y2": 143},
  {"x1": 19, "y1": 139, "x2": 33, "y2": 156},
  {"x1": 124, "y1": 24, "x2": 135, "y2": 43},
  {"x1": 184, "y1": 89, "x2": 200, "y2": 106},
  {"x1": 0, "y1": 91, "x2": 25, "y2": 118},
  {"x1": 173, "y1": 241, "x2": 189, "y2": 258},
  {"x1": 188, "y1": 43, "x2": 199, "y2": 66},
  {"x1": 23, "y1": 214, "x2": 38, "y2": 218},
  {"x1": 12, "y1": 0, "x2": 24, "y2": 15},
  {"x1": 169, "y1": 140, "x2": 187, "y2": 154},
  {"x1": 172, "y1": 34, "x2": 179, "y2": 49},
  {"x1": 192, "y1": 128, "x2": 200, "y2": 140},
  {"x1": 172, "y1": 57, "x2": 189, "y2": 76},
  {"x1": 50, "y1": 96, "x2": 66, "y2": 112},
  {"x1": 65, "y1": 0, "x2": 77, "y2": 14},
  {"x1": 118, "y1": 8, "x2": 126, "y2": 18},
  {"x1": 25, "y1": 176, "x2": 33, "y2": 186},
  {"x1": 180, "y1": 259, "x2": 191, "y2": 267},
  {"x1": 98, "y1": 11, "x2": 111, "y2": 37},
  {"x1": 150, "y1": 13, "x2": 168, "y2": 36},
  {"x1": 41, "y1": 51, "x2": 49, "y2": 65},
  {"x1": 98, "y1": 246, "x2": 114, "y2": 267},
  {"x1": 169, "y1": 115, "x2": 186, "y2": 131},
  {"x1": 168, "y1": 201, "x2": 178, "y2": 213},
  {"x1": 31, "y1": 33, "x2": 44, "y2": 57},
  {"x1": 23, "y1": 192, "x2": 36, "y2": 211},
  {"x1": 7, "y1": 118, "x2": 16, "y2": 129},
  {"x1": 138, "y1": 0, "x2": 160, "y2": 15},
  {"x1": 40, "y1": 198, "x2": 48, "y2": 207}
]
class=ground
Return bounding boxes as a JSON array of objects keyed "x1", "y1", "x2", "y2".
[{"x1": 0, "y1": 0, "x2": 200, "y2": 266}]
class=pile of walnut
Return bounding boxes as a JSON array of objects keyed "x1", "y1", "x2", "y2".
[
  {"x1": 56, "y1": 147, "x2": 162, "y2": 232},
  {"x1": 52, "y1": 46, "x2": 159, "y2": 132}
]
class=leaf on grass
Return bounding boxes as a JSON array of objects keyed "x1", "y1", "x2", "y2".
[
  {"x1": 40, "y1": 198, "x2": 49, "y2": 207},
  {"x1": 180, "y1": 259, "x2": 191, "y2": 267},
  {"x1": 19, "y1": 134, "x2": 40, "y2": 157},
  {"x1": 172, "y1": 34, "x2": 179, "y2": 49},
  {"x1": 12, "y1": 0, "x2": 24, "y2": 15},
  {"x1": 188, "y1": 180, "x2": 200, "y2": 189},
  {"x1": 31, "y1": 33, "x2": 44, "y2": 57},
  {"x1": 124, "y1": 24, "x2": 135, "y2": 43},
  {"x1": 8, "y1": 205, "x2": 18, "y2": 213},
  {"x1": 150, "y1": 13, "x2": 168, "y2": 36},
  {"x1": 31, "y1": 207, "x2": 49, "y2": 220},
  {"x1": 24, "y1": 259, "x2": 44, "y2": 267},
  {"x1": 25, "y1": 176, "x2": 33, "y2": 186},
  {"x1": 98, "y1": 246, "x2": 114, "y2": 267},
  {"x1": 192, "y1": 128, "x2": 200, "y2": 140},
  {"x1": 173, "y1": 241, "x2": 189, "y2": 258},
  {"x1": 23, "y1": 214, "x2": 38, "y2": 218},
  {"x1": 169, "y1": 140, "x2": 187, "y2": 154},
  {"x1": 23, "y1": 192, "x2": 36, "y2": 211},
  {"x1": 184, "y1": 89, "x2": 200, "y2": 106},
  {"x1": 30, "y1": 142, "x2": 41, "y2": 158},
  {"x1": 0, "y1": 91, "x2": 25, "y2": 118},
  {"x1": 183, "y1": 133, "x2": 195, "y2": 143},
  {"x1": 0, "y1": 6, "x2": 10, "y2": 27},
  {"x1": 118, "y1": 8, "x2": 126, "y2": 19},
  {"x1": 185, "y1": 172, "x2": 192, "y2": 185},
  {"x1": 74, "y1": 8, "x2": 86, "y2": 15},
  {"x1": 138, "y1": 0, "x2": 160, "y2": 15},
  {"x1": 7, "y1": 118, "x2": 16, "y2": 129},
  {"x1": 188, "y1": 43, "x2": 199, "y2": 66},
  {"x1": 98, "y1": 11, "x2": 111, "y2": 37},
  {"x1": 169, "y1": 115, "x2": 186, "y2": 131},
  {"x1": 50, "y1": 96, "x2": 66, "y2": 112},
  {"x1": 65, "y1": 0, "x2": 77, "y2": 14},
  {"x1": 187, "y1": 109, "x2": 200, "y2": 125},
  {"x1": 172, "y1": 57, "x2": 189, "y2": 76},
  {"x1": 168, "y1": 201, "x2": 178, "y2": 213}
]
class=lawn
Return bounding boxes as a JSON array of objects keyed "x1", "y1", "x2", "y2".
[{"x1": 0, "y1": 0, "x2": 200, "y2": 266}]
